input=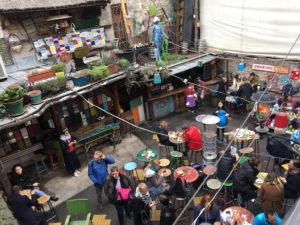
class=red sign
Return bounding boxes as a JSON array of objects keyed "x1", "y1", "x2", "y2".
[{"x1": 252, "y1": 64, "x2": 289, "y2": 74}]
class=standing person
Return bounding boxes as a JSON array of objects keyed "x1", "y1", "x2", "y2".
[
  {"x1": 217, "y1": 76, "x2": 229, "y2": 101},
  {"x1": 284, "y1": 160, "x2": 300, "y2": 199},
  {"x1": 7, "y1": 185, "x2": 48, "y2": 225},
  {"x1": 236, "y1": 76, "x2": 253, "y2": 108},
  {"x1": 159, "y1": 194, "x2": 176, "y2": 225},
  {"x1": 215, "y1": 101, "x2": 230, "y2": 142},
  {"x1": 249, "y1": 72, "x2": 260, "y2": 92},
  {"x1": 195, "y1": 78, "x2": 206, "y2": 107},
  {"x1": 182, "y1": 125, "x2": 203, "y2": 156},
  {"x1": 233, "y1": 157, "x2": 260, "y2": 203},
  {"x1": 133, "y1": 183, "x2": 155, "y2": 225},
  {"x1": 194, "y1": 194, "x2": 221, "y2": 225},
  {"x1": 88, "y1": 151, "x2": 115, "y2": 210},
  {"x1": 104, "y1": 166, "x2": 135, "y2": 225},
  {"x1": 156, "y1": 120, "x2": 177, "y2": 150},
  {"x1": 59, "y1": 128, "x2": 81, "y2": 177},
  {"x1": 252, "y1": 210, "x2": 282, "y2": 225},
  {"x1": 229, "y1": 73, "x2": 241, "y2": 94},
  {"x1": 260, "y1": 173, "x2": 284, "y2": 216}
]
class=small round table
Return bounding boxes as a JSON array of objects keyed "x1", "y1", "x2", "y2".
[
  {"x1": 136, "y1": 148, "x2": 158, "y2": 163},
  {"x1": 203, "y1": 165, "x2": 217, "y2": 176},
  {"x1": 206, "y1": 179, "x2": 221, "y2": 190},
  {"x1": 174, "y1": 166, "x2": 199, "y2": 183},
  {"x1": 169, "y1": 131, "x2": 186, "y2": 152},
  {"x1": 221, "y1": 206, "x2": 254, "y2": 225},
  {"x1": 196, "y1": 114, "x2": 220, "y2": 131},
  {"x1": 159, "y1": 159, "x2": 170, "y2": 168},
  {"x1": 158, "y1": 168, "x2": 172, "y2": 177},
  {"x1": 124, "y1": 162, "x2": 138, "y2": 185}
]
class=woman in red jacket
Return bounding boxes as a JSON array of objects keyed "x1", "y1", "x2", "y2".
[{"x1": 182, "y1": 125, "x2": 203, "y2": 156}]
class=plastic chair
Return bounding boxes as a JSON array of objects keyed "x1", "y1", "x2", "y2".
[{"x1": 65, "y1": 199, "x2": 91, "y2": 225}]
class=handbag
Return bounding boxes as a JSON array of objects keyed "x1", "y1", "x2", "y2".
[{"x1": 116, "y1": 187, "x2": 131, "y2": 201}]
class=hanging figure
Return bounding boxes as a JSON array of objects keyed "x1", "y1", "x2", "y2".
[{"x1": 150, "y1": 16, "x2": 169, "y2": 61}]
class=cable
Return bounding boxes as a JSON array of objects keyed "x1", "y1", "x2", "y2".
[{"x1": 187, "y1": 32, "x2": 300, "y2": 225}]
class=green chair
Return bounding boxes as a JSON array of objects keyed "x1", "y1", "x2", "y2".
[
  {"x1": 238, "y1": 156, "x2": 250, "y2": 165},
  {"x1": 64, "y1": 199, "x2": 91, "y2": 225}
]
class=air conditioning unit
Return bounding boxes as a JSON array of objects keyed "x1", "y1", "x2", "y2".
[{"x1": 0, "y1": 54, "x2": 8, "y2": 81}]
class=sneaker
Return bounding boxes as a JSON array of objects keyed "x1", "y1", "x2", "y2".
[
  {"x1": 74, "y1": 172, "x2": 79, "y2": 177},
  {"x1": 50, "y1": 196, "x2": 59, "y2": 201}
]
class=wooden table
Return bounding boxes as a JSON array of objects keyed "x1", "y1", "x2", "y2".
[
  {"x1": 254, "y1": 172, "x2": 286, "y2": 189},
  {"x1": 221, "y1": 206, "x2": 254, "y2": 225},
  {"x1": 174, "y1": 166, "x2": 199, "y2": 183}
]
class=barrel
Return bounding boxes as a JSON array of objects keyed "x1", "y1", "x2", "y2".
[{"x1": 181, "y1": 41, "x2": 189, "y2": 55}]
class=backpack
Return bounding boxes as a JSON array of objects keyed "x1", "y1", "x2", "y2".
[{"x1": 172, "y1": 177, "x2": 188, "y2": 198}]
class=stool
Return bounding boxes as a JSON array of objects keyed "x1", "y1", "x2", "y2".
[
  {"x1": 44, "y1": 149, "x2": 59, "y2": 171},
  {"x1": 206, "y1": 179, "x2": 221, "y2": 192},
  {"x1": 32, "y1": 154, "x2": 49, "y2": 178},
  {"x1": 37, "y1": 195, "x2": 57, "y2": 222},
  {"x1": 175, "y1": 196, "x2": 189, "y2": 221},
  {"x1": 221, "y1": 181, "x2": 234, "y2": 208},
  {"x1": 203, "y1": 165, "x2": 217, "y2": 176},
  {"x1": 124, "y1": 162, "x2": 138, "y2": 186},
  {"x1": 170, "y1": 151, "x2": 183, "y2": 170},
  {"x1": 189, "y1": 148, "x2": 203, "y2": 164},
  {"x1": 158, "y1": 143, "x2": 171, "y2": 158}
]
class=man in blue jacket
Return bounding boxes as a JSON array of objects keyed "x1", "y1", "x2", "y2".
[
  {"x1": 252, "y1": 210, "x2": 282, "y2": 225},
  {"x1": 88, "y1": 150, "x2": 115, "y2": 210}
]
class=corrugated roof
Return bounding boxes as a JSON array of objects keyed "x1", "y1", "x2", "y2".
[{"x1": 0, "y1": 0, "x2": 110, "y2": 13}]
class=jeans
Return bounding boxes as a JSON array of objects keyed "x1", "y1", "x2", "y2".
[
  {"x1": 114, "y1": 201, "x2": 131, "y2": 225},
  {"x1": 33, "y1": 189, "x2": 47, "y2": 197},
  {"x1": 95, "y1": 186, "x2": 103, "y2": 208}
]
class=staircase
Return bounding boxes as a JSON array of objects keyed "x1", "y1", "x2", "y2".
[
  {"x1": 19, "y1": 17, "x2": 39, "y2": 41},
  {"x1": 0, "y1": 38, "x2": 13, "y2": 65}
]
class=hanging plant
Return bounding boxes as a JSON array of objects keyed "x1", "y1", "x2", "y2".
[{"x1": 149, "y1": 3, "x2": 157, "y2": 16}]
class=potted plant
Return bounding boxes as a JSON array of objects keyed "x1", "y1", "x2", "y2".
[
  {"x1": 0, "y1": 84, "x2": 25, "y2": 117},
  {"x1": 27, "y1": 90, "x2": 42, "y2": 105},
  {"x1": 118, "y1": 58, "x2": 130, "y2": 71},
  {"x1": 70, "y1": 69, "x2": 90, "y2": 87},
  {"x1": 33, "y1": 79, "x2": 67, "y2": 98},
  {"x1": 27, "y1": 69, "x2": 55, "y2": 85},
  {"x1": 89, "y1": 66, "x2": 109, "y2": 81},
  {"x1": 113, "y1": 48, "x2": 135, "y2": 63},
  {"x1": 101, "y1": 56, "x2": 119, "y2": 75},
  {"x1": 51, "y1": 62, "x2": 66, "y2": 79}
]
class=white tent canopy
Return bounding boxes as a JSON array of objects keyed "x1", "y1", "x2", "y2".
[{"x1": 200, "y1": 0, "x2": 300, "y2": 59}]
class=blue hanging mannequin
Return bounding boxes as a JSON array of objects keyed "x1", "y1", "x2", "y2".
[{"x1": 150, "y1": 17, "x2": 169, "y2": 61}]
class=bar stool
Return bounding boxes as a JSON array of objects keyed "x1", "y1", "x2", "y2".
[
  {"x1": 220, "y1": 181, "x2": 235, "y2": 208},
  {"x1": 206, "y1": 179, "x2": 221, "y2": 194},
  {"x1": 124, "y1": 162, "x2": 138, "y2": 186},
  {"x1": 158, "y1": 143, "x2": 171, "y2": 158},
  {"x1": 174, "y1": 196, "x2": 190, "y2": 221},
  {"x1": 37, "y1": 195, "x2": 57, "y2": 222},
  {"x1": 32, "y1": 154, "x2": 50, "y2": 178},
  {"x1": 189, "y1": 148, "x2": 203, "y2": 164},
  {"x1": 159, "y1": 159, "x2": 170, "y2": 168},
  {"x1": 170, "y1": 151, "x2": 183, "y2": 170}
]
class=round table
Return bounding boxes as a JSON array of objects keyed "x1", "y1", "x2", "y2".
[
  {"x1": 206, "y1": 179, "x2": 221, "y2": 190},
  {"x1": 169, "y1": 131, "x2": 185, "y2": 152},
  {"x1": 174, "y1": 166, "x2": 199, "y2": 183},
  {"x1": 158, "y1": 168, "x2": 172, "y2": 177},
  {"x1": 196, "y1": 114, "x2": 220, "y2": 131},
  {"x1": 136, "y1": 148, "x2": 158, "y2": 163},
  {"x1": 203, "y1": 165, "x2": 217, "y2": 176},
  {"x1": 159, "y1": 159, "x2": 170, "y2": 167},
  {"x1": 221, "y1": 206, "x2": 254, "y2": 225}
]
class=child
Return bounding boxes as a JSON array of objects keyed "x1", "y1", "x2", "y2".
[{"x1": 215, "y1": 101, "x2": 230, "y2": 142}]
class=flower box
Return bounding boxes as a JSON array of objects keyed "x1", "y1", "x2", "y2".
[
  {"x1": 27, "y1": 69, "x2": 55, "y2": 84},
  {"x1": 107, "y1": 63, "x2": 119, "y2": 75}
]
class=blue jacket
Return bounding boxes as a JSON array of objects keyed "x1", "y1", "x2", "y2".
[
  {"x1": 216, "y1": 109, "x2": 228, "y2": 127},
  {"x1": 88, "y1": 157, "x2": 115, "y2": 187},
  {"x1": 252, "y1": 213, "x2": 282, "y2": 225}
]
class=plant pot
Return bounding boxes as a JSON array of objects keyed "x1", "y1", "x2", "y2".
[
  {"x1": 71, "y1": 75, "x2": 90, "y2": 87},
  {"x1": 55, "y1": 72, "x2": 65, "y2": 79},
  {"x1": 115, "y1": 49, "x2": 135, "y2": 63},
  {"x1": 107, "y1": 63, "x2": 119, "y2": 75},
  {"x1": 27, "y1": 69, "x2": 55, "y2": 84},
  {"x1": 28, "y1": 90, "x2": 42, "y2": 105},
  {"x1": 3, "y1": 98, "x2": 24, "y2": 117}
]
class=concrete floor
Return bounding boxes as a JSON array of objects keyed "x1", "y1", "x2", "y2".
[{"x1": 39, "y1": 103, "x2": 283, "y2": 225}]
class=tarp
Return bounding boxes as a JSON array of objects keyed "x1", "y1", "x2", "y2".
[{"x1": 200, "y1": 0, "x2": 300, "y2": 59}]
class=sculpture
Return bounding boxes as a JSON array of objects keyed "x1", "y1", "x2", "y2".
[{"x1": 150, "y1": 17, "x2": 168, "y2": 61}]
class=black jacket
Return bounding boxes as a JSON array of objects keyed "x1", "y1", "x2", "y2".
[
  {"x1": 133, "y1": 197, "x2": 151, "y2": 225},
  {"x1": 217, "y1": 152, "x2": 236, "y2": 182},
  {"x1": 7, "y1": 193, "x2": 45, "y2": 225},
  {"x1": 233, "y1": 161, "x2": 259, "y2": 192},
  {"x1": 217, "y1": 80, "x2": 229, "y2": 97},
  {"x1": 266, "y1": 134, "x2": 294, "y2": 159},
  {"x1": 10, "y1": 173, "x2": 33, "y2": 190},
  {"x1": 104, "y1": 173, "x2": 134, "y2": 203},
  {"x1": 156, "y1": 126, "x2": 169, "y2": 145},
  {"x1": 160, "y1": 206, "x2": 176, "y2": 225},
  {"x1": 284, "y1": 172, "x2": 300, "y2": 199},
  {"x1": 236, "y1": 82, "x2": 253, "y2": 101}
]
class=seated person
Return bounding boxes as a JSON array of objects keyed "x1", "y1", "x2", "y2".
[
  {"x1": 172, "y1": 170, "x2": 189, "y2": 198},
  {"x1": 217, "y1": 76, "x2": 229, "y2": 101},
  {"x1": 194, "y1": 194, "x2": 221, "y2": 225},
  {"x1": 235, "y1": 76, "x2": 253, "y2": 107},
  {"x1": 144, "y1": 160, "x2": 170, "y2": 199},
  {"x1": 182, "y1": 125, "x2": 203, "y2": 156},
  {"x1": 156, "y1": 120, "x2": 177, "y2": 150},
  {"x1": 248, "y1": 72, "x2": 260, "y2": 93},
  {"x1": 229, "y1": 73, "x2": 241, "y2": 94},
  {"x1": 278, "y1": 94, "x2": 295, "y2": 109},
  {"x1": 216, "y1": 150, "x2": 236, "y2": 182},
  {"x1": 7, "y1": 185, "x2": 48, "y2": 225},
  {"x1": 159, "y1": 194, "x2": 176, "y2": 225},
  {"x1": 284, "y1": 160, "x2": 300, "y2": 199},
  {"x1": 233, "y1": 157, "x2": 260, "y2": 203},
  {"x1": 10, "y1": 164, "x2": 58, "y2": 201},
  {"x1": 252, "y1": 209, "x2": 282, "y2": 225}
]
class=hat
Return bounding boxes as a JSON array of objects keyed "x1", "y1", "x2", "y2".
[{"x1": 153, "y1": 16, "x2": 160, "y2": 23}]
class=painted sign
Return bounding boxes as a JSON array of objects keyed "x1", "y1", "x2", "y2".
[{"x1": 252, "y1": 64, "x2": 289, "y2": 74}]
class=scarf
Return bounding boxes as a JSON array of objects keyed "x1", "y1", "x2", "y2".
[
  {"x1": 60, "y1": 133, "x2": 71, "y2": 142},
  {"x1": 135, "y1": 187, "x2": 152, "y2": 205}
]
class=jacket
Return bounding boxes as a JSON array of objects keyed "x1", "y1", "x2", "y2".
[
  {"x1": 156, "y1": 126, "x2": 169, "y2": 145},
  {"x1": 104, "y1": 173, "x2": 134, "y2": 203},
  {"x1": 284, "y1": 171, "x2": 300, "y2": 199},
  {"x1": 236, "y1": 81, "x2": 253, "y2": 101},
  {"x1": 183, "y1": 125, "x2": 203, "y2": 150},
  {"x1": 194, "y1": 204, "x2": 221, "y2": 225},
  {"x1": 266, "y1": 134, "x2": 293, "y2": 159},
  {"x1": 260, "y1": 182, "x2": 284, "y2": 215},
  {"x1": 133, "y1": 196, "x2": 151, "y2": 225},
  {"x1": 233, "y1": 160, "x2": 259, "y2": 192},
  {"x1": 7, "y1": 193, "x2": 45, "y2": 225},
  {"x1": 88, "y1": 157, "x2": 115, "y2": 187},
  {"x1": 252, "y1": 213, "x2": 282, "y2": 225},
  {"x1": 160, "y1": 206, "x2": 176, "y2": 225},
  {"x1": 10, "y1": 173, "x2": 33, "y2": 190},
  {"x1": 216, "y1": 109, "x2": 228, "y2": 127},
  {"x1": 217, "y1": 151, "x2": 236, "y2": 181}
]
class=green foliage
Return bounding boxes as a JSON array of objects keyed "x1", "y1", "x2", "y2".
[
  {"x1": 0, "y1": 84, "x2": 25, "y2": 103},
  {"x1": 33, "y1": 79, "x2": 67, "y2": 97},
  {"x1": 156, "y1": 60, "x2": 167, "y2": 68},
  {"x1": 89, "y1": 66, "x2": 109, "y2": 80},
  {"x1": 140, "y1": 63, "x2": 157, "y2": 78},
  {"x1": 149, "y1": 3, "x2": 157, "y2": 16},
  {"x1": 51, "y1": 62, "x2": 65, "y2": 73},
  {"x1": 100, "y1": 56, "x2": 118, "y2": 66},
  {"x1": 161, "y1": 53, "x2": 186, "y2": 63},
  {"x1": 118, "y1": 59, "x2": 130, "y2": 70}
]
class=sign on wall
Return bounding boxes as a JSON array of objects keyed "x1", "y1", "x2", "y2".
[{"x1": 252, "y1": 64, "x2": 289, "y2": 74}]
